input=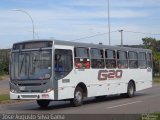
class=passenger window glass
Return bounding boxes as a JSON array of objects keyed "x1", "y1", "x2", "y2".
[
  {"x1": 74, "y1": 47, "x2": 90, "y2": 69},
  {"x1": 117, "y1": 51, "x2": 128, "y2": 69},
  {"x1": 75, "y1": 47, "x2": 89, "y2": 58},
  {"x1": 128, "y1": 52, "x2": 138, "y2": 68},
  {"x1": 90, "y1": 48, "x2": 105, "y2": 69},
  {"x1": 91, "y1": 49, "x2": 103, "y2": 58},
  {"x1": 54, "y1": 49, "x2": 73, "y2": 80},
  {"x1": 138, "y1": 52, "x2": 147, "y2": 69},
  {"x1": 147, "y1": 53, "x2": 152, "y2": 68},
  {"x1": 105, "y1": 50, "x2": 116, "y2": 68}
]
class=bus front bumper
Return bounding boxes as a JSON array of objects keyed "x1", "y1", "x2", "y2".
[{"x1": 10, "y1": 90, "x2": 54, "y2": 100}]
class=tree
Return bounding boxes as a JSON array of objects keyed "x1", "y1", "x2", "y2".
[
  {"x1": 0, "y1": 49, "x2": 10, "y2": 75},
  {"x1": 142, "y1": 37, "x2": 160, "y2": 76}
]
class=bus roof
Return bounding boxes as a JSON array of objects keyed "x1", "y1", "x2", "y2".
[{"x1": 13, "y1": 39, "x2": 152, "y2": 52}]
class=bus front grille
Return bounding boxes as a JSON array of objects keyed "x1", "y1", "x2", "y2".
[
  {"x1": 31, "y1": 90, "x2": 41, "y2": 93},
  {"x1": 18, "y1": 83, "x2": 43, "y2": 86},
  {"x1": 20, "y1": 90, "x2": 41, "y2": 93},
  {"x1": 20, "y1": 90, "x2": 29, "y2": 93}
]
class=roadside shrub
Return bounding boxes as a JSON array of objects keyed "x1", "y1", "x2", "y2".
[{"x1": 0, "y1": 61, "x2": 9, "y2": 75}]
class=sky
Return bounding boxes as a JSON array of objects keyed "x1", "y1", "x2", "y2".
[{"x1": 0, "y1": 0, "x2": 160, "y2": 48}]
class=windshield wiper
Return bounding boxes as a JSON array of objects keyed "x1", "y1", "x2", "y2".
[{"x1": 19, "y1": 55, "x2": 25, "y2": 74}]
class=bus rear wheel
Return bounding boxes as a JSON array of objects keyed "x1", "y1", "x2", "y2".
[
  {"x1": 121, "y1": 82, "x2": 135, "y2": 98},
  {"x1": 71, "y1": 87, "x2": 83, "y2": 107},
  {"x1": 37, "y1": 100, "x2": 50, "y2": 108},
  {"x1": 127, "y1": 82, "x2": 135, "y2": 98}
]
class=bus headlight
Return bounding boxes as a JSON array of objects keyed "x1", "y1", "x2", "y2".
[
  {"x1": 47, "y1": 88, "x2": 52, "y2": 92},
  {"x1": 42, "y1": 90, "x2": 47, "y2": 93},
  {"x1": 42, "y1": 89, "x2": 52, "y2": 93},
  {"x1": 11, "y1": 89, "x2": 17, "y2": 93}
]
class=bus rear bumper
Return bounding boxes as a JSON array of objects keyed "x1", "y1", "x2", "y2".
[{"x1": 10, "y1": 90, "x2": 55, "y2": 100}]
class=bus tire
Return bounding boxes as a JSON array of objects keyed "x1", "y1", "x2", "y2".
[
  {"x1": 71, "y1": 87, "x2": 83, "y2": 107},
  {"x1": 126, "y1": 82, "x2": 135, "y2": 98},
  {"x1": 37, "y1": 100, "x2": 50, "y2": 108}
]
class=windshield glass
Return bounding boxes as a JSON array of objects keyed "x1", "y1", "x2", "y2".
[{"x1": 11, "y1": 50, "x2": 52, "y2": 80}]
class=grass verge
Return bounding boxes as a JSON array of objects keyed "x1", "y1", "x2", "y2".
[
  {"x1": 0, "y1": 94, "x2": 10, "y2": 102},
  {"x1": 141, "y1": 113, "x2": 160, "y2": 120},
  {"x1": 153, "y1": 77, "x2": 160, "y2": 84},
  {"x1": 0, "y1": 75, "x2": 8, "y2": 81},
  {"x1": 0, "y1": 94, "x2": 33, "y2": 104},
  {"x1": 154, "y1": 113, "x2": 160, "y2": 119}
]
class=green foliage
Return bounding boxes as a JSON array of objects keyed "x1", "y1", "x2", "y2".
[
  {"x1": 0, "y1": 61, "x2": 9, "y2": 75},
  {"x1": 141, "y1": 113, "x2": 160, "y2": 120},
  {"x1": 142, "y1": 37, "x2": 160, "y2": 76},
  {"x1": 153, "y1": 77, "x2": 160, "y2": 84},
  {"x1": 0, "y1": 94, "x2": 9, "y2": 101},
  {"x1": 0, "y1": 49, "x2": 10, "y2": 75}
]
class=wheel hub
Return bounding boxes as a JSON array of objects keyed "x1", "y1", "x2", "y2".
[{"x1": 75, "y1": 91, "x2": 82, "y2": 102}]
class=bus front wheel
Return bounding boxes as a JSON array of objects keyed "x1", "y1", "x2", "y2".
[
  {"x1": 71, "y1": 87, "x2": 83, "y2": 107},
  {"x1": 37, "y1": 100, "x2": 50, "y2": 108}
]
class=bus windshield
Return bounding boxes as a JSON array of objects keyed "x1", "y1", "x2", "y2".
[{"x1": 11, "y1": 50, "x2": 52, "y2": 80}]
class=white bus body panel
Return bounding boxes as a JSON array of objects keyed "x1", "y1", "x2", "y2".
[
  {"x1": 57, "y1": 69, "x2": 152, "y2": 100},
  {"x1": 55, "y1": 44, "x2": 152, "y2": 100}
]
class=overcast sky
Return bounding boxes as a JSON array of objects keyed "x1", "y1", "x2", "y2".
[{"x1": 0, "y1": 0, "x2": 160, "y2": 48}]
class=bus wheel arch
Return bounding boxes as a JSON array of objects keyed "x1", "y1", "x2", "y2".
[
  {"x1": 127, "y1": 80, "x2": 136, "y2": 98},
  {"x1": 121, "y1": 80, "x2": 136, "y2": 98},
  {"x1": 75, "y1": 82, "x2": 88, "y2": 97},
  {"x1": 71, "y1": 82, "x2": 88, "y2": 107},
  {"x1": 129, "y1": 80, "x2": 136, "y2": 92}
]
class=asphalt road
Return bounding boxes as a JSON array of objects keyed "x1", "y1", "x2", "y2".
[{"x1": 0, "y1": 84, "x2": 160, "y2": 114}]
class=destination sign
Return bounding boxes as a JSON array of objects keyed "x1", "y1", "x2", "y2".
[{"x1": 13, "y1": 41, "x2": 52, "y2": 50}]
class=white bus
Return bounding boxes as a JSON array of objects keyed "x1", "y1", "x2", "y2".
[{"x1": 10, "y1": 40, "x2": 152, "y2": 108}]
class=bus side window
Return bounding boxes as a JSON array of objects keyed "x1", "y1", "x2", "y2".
[
  {"x1": 117, "y1": 51, "x2": 128, "y2": 69},
  {"x1": 138, "y1": 52, "x2": 147, "y2": 69},
  {"x1": 90, "y1": 48, "x2": 105, "y2": 69},
  {"x1": 128, "y1": 51, "x2": 138, "y2": 68},
  {"x1": 105, "y1": 50, "x2": 116, "y2": 68},
  {"x1": 54, "y1": 49, "x2": 73, "y2": 80},
  {"x1": 147, "y1": 53, "x2": 152, "y2": 68},
  {"x1": 74, "y1": 47, "x2": 90, "y2": 69}
]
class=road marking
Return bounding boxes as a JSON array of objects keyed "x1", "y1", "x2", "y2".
[{"x1": 107, "y1": 101, "x2": 143, "y2": 109}]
